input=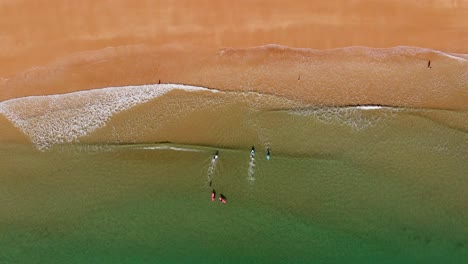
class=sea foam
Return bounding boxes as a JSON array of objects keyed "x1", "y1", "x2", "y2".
[
  {"x1": 288, "y1": 105, "x2": 399, "y2": 129},
  {"x1": 0, "y1": 84, "x2": 215, "y2": 150},
  {"x1": 137, "y1": 145, "x2": 202, "y2": 152}
]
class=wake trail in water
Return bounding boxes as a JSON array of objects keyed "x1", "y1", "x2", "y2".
[
  {"x1": 207, "y1": 152, "x2": 219, "y2": 186},
  {"x1": 248, "y1": 155, "x2": 256, "y2": 184}
]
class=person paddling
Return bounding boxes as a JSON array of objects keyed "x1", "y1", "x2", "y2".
[
  {"x1": 219, "y1": 194, "x2": 227, "y2": 204},
  {"x1": 250, "y1": 146, "x2": 255, "y2": 160},
  {"x1": 212, "y1": 150, "x2": 219, "y2": 161},
  {"x1": 211, "y1": 189, "x2": 216, "y2": 202}
]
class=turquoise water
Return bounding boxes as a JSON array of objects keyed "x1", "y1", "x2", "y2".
[{"x1": 1, "y1": 108, "x2": 467, "y2": 263}]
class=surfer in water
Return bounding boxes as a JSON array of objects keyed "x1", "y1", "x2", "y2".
[
  {"x1": 219, "y1": 194, "x2": 227, "y2": 204},
  {"x1": 211, "y1": 189, "x2": 216, "y2": 202},
  {"x1": 212, "y1": 150, "x2": 219, "y2": 161},
  {"x1": 266, "y1": 147, "x2": 271, "y2": 160},
  {"x1": 250, "y1": 146, "x2": 255, "y2": 160}
]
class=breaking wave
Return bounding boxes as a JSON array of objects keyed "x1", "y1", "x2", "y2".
[{"x1": 0, "y1": 84, "x2": 215, "y2": 150}]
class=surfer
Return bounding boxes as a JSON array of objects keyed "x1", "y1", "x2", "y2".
[
  {"x1": 211, "y1": 189, "x2": 216, "y2": 202},
  {"x1": 219, "y1": 194, "x2": 227, "y2": 204},
  {"x1": 250, "y1": 146, "x2": 255, "y2": 160},
  {"x1": 212, "y1": 150, "x2": 219, "y2": 161},
  {"x1": 266, "y1": 147, "x2": 271, "y2": 160},
  {"x1": 427, "y1": 60, "x2": 431, "y2": 68}
]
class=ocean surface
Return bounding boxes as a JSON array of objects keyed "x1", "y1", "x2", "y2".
[{"x1": 0, "y1": 85, "x2": 467, "y2": 263}]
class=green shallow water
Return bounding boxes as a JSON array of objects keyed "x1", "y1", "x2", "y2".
[{"x1": 1, "y1": 108, "x2": 467, "y2": 263}]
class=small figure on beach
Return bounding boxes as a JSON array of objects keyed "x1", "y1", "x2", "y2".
[
  {"x1": 298, "y1": 74, "x2": 301, "y2": 81},
  {"x1": 219, "y1": 194, "x2": 227, "y2": 204},
  {"x1": 266, "y1": 147, "x2": 271, "y2": 160},
  {"x1": 211, "y1": 189, "x2": 216, "y2": 202},
  {"x1": 158, "y1": 79, "x2": 161, "y2": 84},
  {"x1": 427, "y1": 60, "x2": 431, "y2": 68}
]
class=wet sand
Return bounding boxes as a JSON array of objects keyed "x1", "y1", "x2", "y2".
[
  {"x1": 80, "y1": 89, "x2": 301, "y2": 148},
  {"x1": 0, "y1": 115, "x2": 30, "y2": 144}
]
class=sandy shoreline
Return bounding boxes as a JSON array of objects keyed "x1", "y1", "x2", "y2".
[
  {"x1": 1, "y1": 83, "x2": 467, "y2": 150},
  {"x1": 2, "y1": 45, "x2": 467, "y2": 110},
  {"x1": 1, "y1": 0, "x2": 467, "y2": 106},
  {"x1": 1, "y1": 1, "x2": 467, "y2": 147}
]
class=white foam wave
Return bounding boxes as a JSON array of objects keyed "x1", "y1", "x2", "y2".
[
  {"x1": 354, "y1": 105, "x2": 384, "y2": 110},
  {"x1": 289, "y1": 106, "x2": 398, "y2": 129},
  {"x1": 138, "y1": 145, "x2": 201, "y2": 152},
  {"x1": 0, "y1": 84, "x2": 215, "y2": 150},
  {"x1": 437, "y1": 52, "x2": 467, "y2": 62}
]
